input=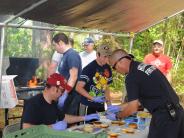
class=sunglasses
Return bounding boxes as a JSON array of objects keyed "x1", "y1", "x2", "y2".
[{"x1": 112, "y1": 56, "x2": 132, "y2": 70}]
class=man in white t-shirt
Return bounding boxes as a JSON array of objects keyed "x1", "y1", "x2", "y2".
[
  {"x1": 48, "y1": 38, "x2": 74, "y2": 76},
  {"x1": 79, "y1": 37, "x2": 96, "y2": 69}
]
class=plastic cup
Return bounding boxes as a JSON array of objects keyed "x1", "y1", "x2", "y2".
[{"x1": 137, "y1": 117, "x2": 146, "y2": 130}]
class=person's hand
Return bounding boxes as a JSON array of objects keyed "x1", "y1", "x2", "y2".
[
  {"x1": 84, "y1": 113, "x2": 100, "y2": 121},
  {"x1": 52, "y1": 120, "x2": 67, "y2": 131},
  {"x1": 106, "y1": 113, "x2": 117, "y2": 121},
  {"x1": 92, "y1": 96, "x2": 105, "y2": 103},
  {"x1": 58, "y1": 91, "x2": 68, "y2": 108},
  {"x1": 107, "y1": 105, "x2": 121, "y2": 113}
]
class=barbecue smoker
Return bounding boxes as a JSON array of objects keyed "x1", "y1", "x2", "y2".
[{"x1": 4, "y1": 57, "x2": 44, "y2": 125}]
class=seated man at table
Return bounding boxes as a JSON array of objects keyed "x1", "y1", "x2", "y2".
[{"x1": 21, "y1": 73, "x2": 99, "y2": 131}]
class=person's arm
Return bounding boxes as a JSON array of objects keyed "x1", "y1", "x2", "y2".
[
  {"x1": 67, "y1": 67, "x2": 78, "y2": 90},
  {"x1": 22, "y1": 123, "x2": 52, "y2": 129},
  {"x1": 64, "y1": 114, "x2": 99, "y2": 124},
  {"x1": 22, "y1": 122, "x2": 65, "y2": 130},
  {"x1": 48, "y1": 61, "x2": 58, "y2": 77},
  {"x1": 64, "y1": 114, "x2": 84, "y2": 124},
  {"x1": 117, "y1": 100, "x2": 139, "y2": 119},
  {"x1": 76, "y1": 81, "x2": 93, "y2": 101},
  {"x1": 22, "y1": 123, "x2": 35, "y2": 129},
  {"x1": 165, "y1": 57, "x2": 172, "y2": 82},
  {"x1": 143, "y1": 55, "x2": 149, "y2": 64},
  {"x1": 66, "y1": 52, "x2": 81, "y2": 91},
  {"x1": 57, "y1": 67, "x2": 78, "y2": 108},
  {"x1": 48, "y1": 52, "x2": 63, "y2": 76}
]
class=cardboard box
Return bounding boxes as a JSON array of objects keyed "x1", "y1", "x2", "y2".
[{"x1": 0, "y1": 75, "x2": 18, "y2": 108}]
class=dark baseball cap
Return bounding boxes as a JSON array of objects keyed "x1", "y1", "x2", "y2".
[{"x1": 97, "y1": 45, "x2": 112, "y2": 56}]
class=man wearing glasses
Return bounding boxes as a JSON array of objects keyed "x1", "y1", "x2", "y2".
[
  {"x1": 107, "y1": 49, "x2": 184, "y2": 138},
  {"x1": 22, "y1": 73, "x2": 99, "y2": 130},
  {"x1": 76, "y1": 45, "x2": 113, "y2": 117}
]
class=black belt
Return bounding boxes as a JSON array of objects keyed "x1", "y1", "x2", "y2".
[{"x1": 152, "y1": 103, "x2": 182, "y2": 113}]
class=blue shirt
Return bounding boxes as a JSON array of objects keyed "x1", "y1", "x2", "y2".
[{"x1": 58, "y1": 48, "x2": 82, "y2": 80}]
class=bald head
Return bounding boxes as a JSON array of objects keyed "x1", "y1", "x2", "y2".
[{"x1": 109, "y1": 49, "x2": 129, "y2": 66}]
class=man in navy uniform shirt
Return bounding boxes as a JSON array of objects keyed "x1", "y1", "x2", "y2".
[{"x1": 107, "y1": 49, "x2": 184, "y2": 138}]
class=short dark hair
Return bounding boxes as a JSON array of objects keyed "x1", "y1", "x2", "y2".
[{"x1": 52, "y1": 33, "x2": 69, "y2": 44}]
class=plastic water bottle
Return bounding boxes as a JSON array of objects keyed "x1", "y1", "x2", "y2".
[{"x1": 137, "y1": 117, "x2": 146, "y2": 130}]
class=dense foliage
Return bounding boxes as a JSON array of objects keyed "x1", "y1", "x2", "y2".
[{"x1": 5, "y1": 28, "x2": 32, "y2": 57}]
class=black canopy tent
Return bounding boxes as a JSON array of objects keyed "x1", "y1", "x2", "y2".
[
  {"x1": 0, "y1": 0, "x2": 184, "y2": 90},
  {"x1": 0, "y1": 0, "x2": 184, "y2": 33}
]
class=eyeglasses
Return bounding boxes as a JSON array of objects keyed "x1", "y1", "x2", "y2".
[{"x1": 112, "y1": 56, "x2": 131, "y2": 70}]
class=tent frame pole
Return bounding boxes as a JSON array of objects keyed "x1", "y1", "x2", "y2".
[
  {"x1": 0, "y1": 27, "x2": 5, "y2": 92},
  {"x1": 0, "y1": 22, "x2": 130, "y2": 37},
  {"x1": 129, "y1": 37, "x2": 134, "y2": 54}
]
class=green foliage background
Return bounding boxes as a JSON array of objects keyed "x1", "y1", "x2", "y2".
[
  {"x1": 4, "y1": 13, "x2": 184, "y2": 94},
  {"x1": 5, "y1": 28, "x2": 32, "y2": 57}
]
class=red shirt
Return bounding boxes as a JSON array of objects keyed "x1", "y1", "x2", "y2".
[{"x1": 144, "y1": 53, "x2": 172, "y2": 75}]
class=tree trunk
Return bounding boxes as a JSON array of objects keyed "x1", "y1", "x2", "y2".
[
  {"x1": 32, "y1": 21, "x2": 53, "y2": 79},
  {"x1": 32, "y1": 22, "x2": 53, "y2": 58}
]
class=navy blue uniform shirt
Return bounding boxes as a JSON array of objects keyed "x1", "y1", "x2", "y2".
[{"x1": 126, "y1": 61, "x2": 179, "y2": 113}]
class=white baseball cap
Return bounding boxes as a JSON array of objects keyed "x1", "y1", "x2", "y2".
[{"x1": 153, "y1": 40, "x2": 163, "y2": 46}]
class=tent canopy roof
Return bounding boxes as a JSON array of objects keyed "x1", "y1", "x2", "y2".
[{"x1": 0, "y1": 0, "x2": 184, "y2": 33}]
